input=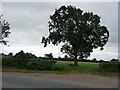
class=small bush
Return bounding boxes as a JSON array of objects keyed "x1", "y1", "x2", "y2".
[
  {"x1": 99, "y1": 61, "x2": 119, "y2": 72},
  {"x1": 27, "y1": 58, "x2": 57, "y2": 70}
]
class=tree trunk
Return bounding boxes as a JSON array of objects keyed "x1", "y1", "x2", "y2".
[
  {"x1": 74, "y1": 54, "x2": 78, "y2": 66},
  {"x1": 74, "y1": 59, "x2": 78, "y2": 66}
]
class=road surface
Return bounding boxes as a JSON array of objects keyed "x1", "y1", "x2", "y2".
[{"x1": 2, "y1": 72, "x2": 118, "y2": 88}]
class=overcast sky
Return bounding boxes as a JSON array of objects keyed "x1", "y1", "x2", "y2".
[{"x1": 1, "y1": 2, "x2": 118, "y2": 60}]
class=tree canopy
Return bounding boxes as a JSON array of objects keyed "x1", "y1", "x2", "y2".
[
  {"x1": 41, "y1": 5, "x2": 109, "y2": 66},
  {"x1": 14, "y1": 50, "x2": 36, "y2": 59},
  {"x1": 0, "y1": 15, "x2": 11, "y2": 45},
  {"x1": 45, "y1": 53, "x2": 53, "y2": 59}
]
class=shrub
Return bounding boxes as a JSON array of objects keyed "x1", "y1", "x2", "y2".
[
  {"x1": 99, "y1": 61, "x2": 120, "y2": 72},
  {"x1": 2, "y1": 57, "x2": 29, "y2": 68},
  {"x1": 2, "y1": 56, "x2": 57, "y2": 70},
  {"x1": 27, "y1": 58, "x2": 57, "y2": 70},
  {"x1": 2, "y1": 56, "x2": 13, "y2": 66}
]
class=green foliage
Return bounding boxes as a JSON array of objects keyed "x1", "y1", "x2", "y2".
[
  {"x1": 52, "y1": 61, "x2": 99, "y2": 73},
  {"x1": 2, "y1": 56, "x2": 13, "y2": 66},
  {"x1": 41, "y1": 5, "x2": 109, "y2": 65},
  {"x1": 8, "y1": 52, "x2": 13, "y2": 57},
  {"x1": 0, "y1": 15, "x2": 11, "y2": 45},
  {"x1": 44, "y1": 53, "x2": 54, "y2": 59},
  {"x1": 27, "y1": 58, "x2": 57, "y2": 70},
  {"x1": 2, "y1": 57, "x2": 29, "y2": 68},
  {"x1": 3, "y1": 60, "x2": 118, "y2": 76},
  {"x1": 2, "y1": 56, "x2": 57, "y2": 70},
  {"x1": 14, "y1": 50, "x2": 36, "y2": 59},
  {"x1": 111, "y1": 58, "x2": 119, "y2": 62},
  {"x1": 64, "y1": 55, "x2": 69, "y2": 60},
  {"x1": 99, "y1": 61, "x2": 119, "y2": 72}
]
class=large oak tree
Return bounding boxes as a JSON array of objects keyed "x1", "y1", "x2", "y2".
[{"x1": 41, "y1": 5, "x2": 109, "y2": 66}]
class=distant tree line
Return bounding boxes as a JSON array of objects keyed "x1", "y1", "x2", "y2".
[
  {"x1": 2, "y1": 51, "x2": 119, "y2": 63},
  {"x1": 56, "y1": 55, "x2": 108, "y2": 63}
]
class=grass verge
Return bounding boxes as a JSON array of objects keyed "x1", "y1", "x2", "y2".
[{"x1": 2, "y1": 61, "x2": 118, "y2": 76}]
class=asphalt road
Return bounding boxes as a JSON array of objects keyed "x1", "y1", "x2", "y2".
[{"x1": 2, "y1": 72, "x2": 118, "y2": 88}]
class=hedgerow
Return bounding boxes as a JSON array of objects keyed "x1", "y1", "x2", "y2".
[
  {"x1": 99, "y1": 61, "x2": 119, "y2": 72},
  {"x1": 2, "y1": 57, "x2": 57, "y2": 70}
]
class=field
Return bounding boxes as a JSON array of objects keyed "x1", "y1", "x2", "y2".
[
  {"x1": 2, "y1": 61, "x2": 118, "y2": 76},
  {"x1": 52, "y1": 61, "x2": 99, "y2": 73}
]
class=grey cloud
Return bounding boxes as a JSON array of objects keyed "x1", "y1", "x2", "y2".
[
  {"x1": 2, "y1": 2, "x2": 118, "y2": 60},
  {"x1": 6, "y1": 2, "x2": 117, "y2": 43}
]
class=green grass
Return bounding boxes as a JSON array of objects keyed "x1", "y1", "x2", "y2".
[
  {"x1": 2, "y1": 61, "x2": 118, "y2": 76},
  {"x1": 50, "y1": 61, "x2": 100, "y2": 74}
]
